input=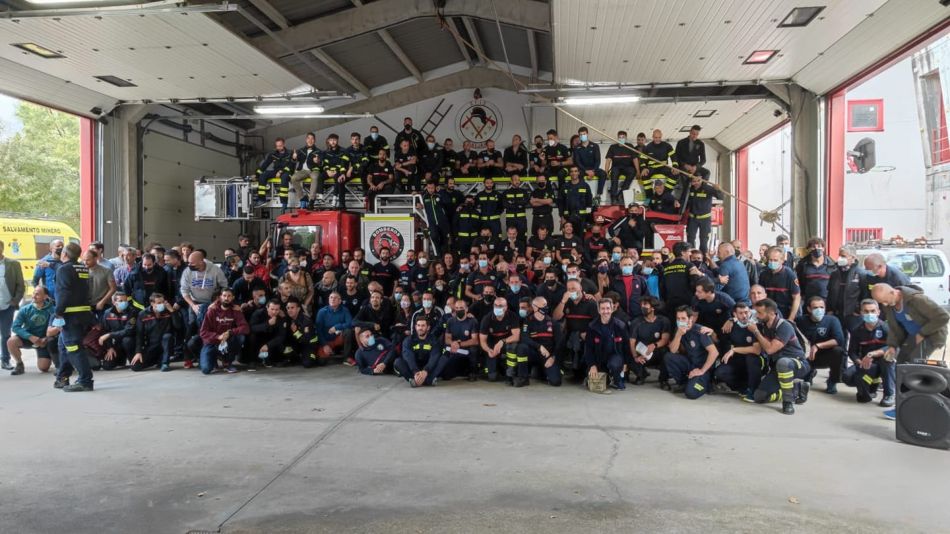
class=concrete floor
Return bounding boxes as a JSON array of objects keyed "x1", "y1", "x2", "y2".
[{"x1": 1, "y1": 351, "x2": 948, "y2": 534}]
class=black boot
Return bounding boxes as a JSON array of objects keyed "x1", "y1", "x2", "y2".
[
  {"x1": 782, "y1": 401, "x2": 795, "y2": 415},
  {"x1": 795, "y1": 380, "x2": 810, "y2": 405}
]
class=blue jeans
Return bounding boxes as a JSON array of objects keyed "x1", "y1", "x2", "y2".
[
  {"x1": 0, "y1": 306, "x2": 13, "y2": 364},
  {"x1": 199, "y1": 334, "x2": 244, "y2": 374}
]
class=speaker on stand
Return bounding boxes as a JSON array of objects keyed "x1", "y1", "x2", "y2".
[{"x1": 896, "y1": 362, "x2": 950, "y2": 450}]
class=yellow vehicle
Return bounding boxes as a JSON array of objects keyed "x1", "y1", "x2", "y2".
[{"x1": 0, "y1": 216, "x2": 80, "y2": 295}]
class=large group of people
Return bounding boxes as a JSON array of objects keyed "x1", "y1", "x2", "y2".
[{"x1": 1, "y1": 226, "x2": 946, "y2": 419}]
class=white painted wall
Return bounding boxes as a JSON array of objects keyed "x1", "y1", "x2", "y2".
[
  {"x1": 746, "y1": 124, "x2": 792, "y2": 256},
  {"x1": 843, "y1": 58, "x2": 927, "y2": 239}
]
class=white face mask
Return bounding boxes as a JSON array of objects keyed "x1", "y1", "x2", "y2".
[
  {"x1": 547, "y1": 139, "x2": 556, "y2": 147},
  {"x1": 837, "y1": 257, "x2": 849, "y2": 267}
]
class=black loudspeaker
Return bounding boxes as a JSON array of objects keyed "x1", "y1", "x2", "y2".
[{"x1": 896, "y1": 363, "x2": 950, "y2": 450}]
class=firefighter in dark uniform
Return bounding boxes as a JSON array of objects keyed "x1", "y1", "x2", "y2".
[
  {"x1": 586, "y1": 298, "x2": 630, "y2": 389},
  {"x1": 522, "y1": 296, "x2": 562, "y2": 386},
  {"x1": 442, "y1": 177, "x2": 465, "y2": 246},
  {"x1": 255, "y1": 137, "x2": 293, "y2": 208},
  {"x1": 674, "y1": 125, "x2": 710, "y2": 181},
  {"x1": 322, "y1": 133, "x2": 351, "y2": 209},
  {"x1": 685, "y1": 175, "x2": 723, "y2": 255},
  {"x1": 479, "y1": 297, "x2": 522, "y2": 384},
  {"x1": 458, "y1": 141, "x2": 478, "y2": 177},
  {"x1": 444, "y1": 298, "x2": 481, "y2": 381},
  {"x1": 417, "y1": 180, "x2": 450, "y2": 255},
  {"x1": 475, "y1": 177, "x2": 504, "y2": 238},
  {"x1": 639, "y1": 129, "x2": 678, "y2": 198},
  {"x1": 542, "y1": 129, "x2": 573, "y2": 211},
  {"x1": 573, "y1": 127, "x2": 608, "y2": 203},
  {"x1": 647, "y1": 180, "x2": 679, "y2": 214},
  {"x1": 665, "y1": 305, "x2": 718, "y2": 398},
  {"x1": 713, "y1": 302, "x2": 765, "y2": 398},
  {"x1": 345, "y1": 132, "x2": 369, "y2": 194},
  {"x1": 53, "y1": 243, "x2": 96, "y2": 392},
  {"x1": 396, "y1": 316, "x2": 445, "y2": 387},
  {"x1": 477, "y1": 139, "x2": 504, "y2": 179},
  {"x1": 796, "y1": 296, "x2": 846, "y2": 392},
  {"x1": 503, "y1": 134, "x2": 528, "y2": 177},
  {"x1": 365, "y1": 148, "x2": 395, "y2": 211},
  {"x1": 455, "y1": 194, "x2": 481, "y2": 255},
  {"x1": 760, "y1": 246, "x2": 802, "y2": 319},
  {"x1": 749, "y1": 298, "x2": 811, "y2": 415},
  {"x1": 441, "y1": 138, "x2": 459, "y2": 180},
  {"x1": 529, "y1": 135, "x2": 546, "y2": 177},
  {"x1": 561, "y1": 167, "x2": 593, "y2": 231},
  {"x1": 503, "y1": 173, "x2": 530, "y2": 239},
  {"x1": 99, "y1": 292, "x2": 138, "y2": 370},
  {"x1": 291, "y1": 132, "x2": 321, "y2": 209},
  {"x1": 842, "y1": 299, "x2": 893, "y2": 404},
  {"x1": 605, "y1": 131, "x2": 637, "y2": 204},
  {"x1": 133, "y1": 292, "x2": 181, "y2": 371},
  {"x1": 529, "y1": 175, "x2": 557, "y2": 237},
  {"x1": 419, "y1": 135, "x2": 444, "y2": 184},
  {"x1": 285, "y1": 297, "x2": 319, "y2": 367},
  {"x1": 394, "y1": 117, "x2": 425, "y2": 154},
  {"x1": 393, "y1": 139, "x2": 419, "y2": 193},
  {"x1": 660, "y1": 242, "x2": 707, "y2": 315},
  {"x1": 364, "y1": 125, "x2": 389, "y2": 160}
]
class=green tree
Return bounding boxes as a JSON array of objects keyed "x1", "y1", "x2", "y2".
[{"x1": 0, "y1": 101, "x2": 80, "y2": 231}]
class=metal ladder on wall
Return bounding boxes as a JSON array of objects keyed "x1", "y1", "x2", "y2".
[
  {"x1": 374, "y1": 194, "x2": 438, "y2": 254},
  {"x1": 419, "y1": 98, "x2": 454, "y2": 138}
]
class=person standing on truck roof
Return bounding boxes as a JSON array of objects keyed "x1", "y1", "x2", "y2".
[
  {"x1": 604, "y1": 130, "x2": 636, "y2": 205},
  {"x1": 542, "y1": 129, "x2": 573, "y2": 211},
  {"x1": 684, "y1": 175, "x2": 722, "y2": 255},
  {"x1": 674, "y1": 125, "x2": 710, "y2": 181},
  {"x1": 393, "y1": 139, "x2": 419, "y2": 193},
  {"x1": 365, "y1": 148, "x2": 395, "y2": 211},
  {"x1": 254, "y1": 137, "x2": 293, "y2": 209},
  {"x1": 1, "y1": 239, "x2": 26, "y2": 371},
  {"x1": 573, "y1": 127, "x2": 608, "y2": 205},
  {"x1": 32, "y1": 239, "x2": 63, "y2": 302},
  {"x1": 639, "y1": 129, "x2": 678, "y2": 197},
  {"x1": 394, "y1": 117, "x2": 425, "y2": 155}
]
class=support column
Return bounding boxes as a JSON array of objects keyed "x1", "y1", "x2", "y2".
[
  {"x1": 79, "y1": 117, "x2": 95, "y2": 245},
  {"x1": 785, "y1": 85, "x2": 822, "y2": 245},
  {"x1": 706, "y1": 138, "x2": 733, "y2": 241}
]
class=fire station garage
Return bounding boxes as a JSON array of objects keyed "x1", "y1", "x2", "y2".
[{"x1": 1, "y1": 1, "x2": 950, "y2": 533}]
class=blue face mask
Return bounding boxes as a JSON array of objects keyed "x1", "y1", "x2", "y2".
[
  {"x1": 768, "y1": 261, "x2": 782, "y2": 271},
  {"x1": 611, "y1": 252, "x2": 621, "y2": 262},
  {"x1": 427, "y1": 142, "x2": 435, "y2": 150},
  {"x1": 543, "y1": 257, "x2": 552, "y2": 265},
  {"x1": 863, "y1": 313, "x2": 878, "y2": 324},
  {"x1": 676, "y1": 320, "x2": 689, "y2": 329},
  {"x1": 510, "y1": 284, "x2": 521, "y2": 293},
  {"x1": 735, "y1": 319, "x2": 749, "y2": 328},
  {"x1": 621, "y1": 265, "x2": 634, "y2": 276},
  {"x1": 366, "y1": 335, "x2": 376, "y2": 347},
  {"x1": 642, "y1": 267, "x2": 654, "y2": 275},
  {"x1": 569, "y1": 291, "x2": 579, "y2": 300},
  {"x1": 493, "y1": 307, "x2": 505, "y2": 317},
  {"x1": 811, "y1": 308, "x2": 825, "y2": 321},
  {"x1": 116, "y1": 301, "x2": 128, "y2": 312},
  {"x1": 257, "y1": 296, "x2": 267, "y2": 305},
  {"x1": 478, "y1": 259, "x2": 488, "y2": 269},
  {"x1": 259, "y1": 351, "x2": 269, "y2": 360},
  {"x1": 422, "y1": 299, "x2": 433, "y2": 309},
  {"x1": 371, "y1": 132, "x2": 378, "y2": 140},
  {"x1": 154, "y1": 303, "x2": 166, "y2": 313},
  {"x1": 518, "y1": 309, "x2": 528, "y2": 318},
  {"x1": 580, "y1": 134, "x2": 589, "y2": 143}
]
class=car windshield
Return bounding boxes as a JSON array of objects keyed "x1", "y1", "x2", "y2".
[
  {"x1": 280, "y1": 225, "x2": 321, "y2": 251},
  {"x1": 887, "y1": 253, "x2": 920, "y2": 277}
]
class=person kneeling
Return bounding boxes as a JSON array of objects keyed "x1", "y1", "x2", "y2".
[
  {"x1": 198, "y1": 289, "x2": 249, "y2": 374},
  {"x1": 586, "y1": 298, "x2": 629, "y2": 390},
  {"x1": 99, "y1": 292, "x2": 138, "y2": 370},
  {"x1": 443, "y1": 298, "x2": 481, "y2": 382},
  {"x1": 8, "y1": 286, "x2": 55, "y2": 375},
  {"x1": 747, "y1": 298, "x2": 811, "y2": 415},
  {"x1": 132, "y1": 293, "x2": 181, "y2": 372},
  {"x1": 356, "y1": 329, "x2": 396, "y2": 375},
  {"x1": 250, "y1": 299, "x2": 287, "y2": 367},
  {"x1": 395, "y1": 317, "x2": 445, "y2": 387},
  {"x1": 665, "y1": 306, "x2": 718, "y2": 398},
  {"x1": 284, "y1": 297, "x2": 318, "y2": 367},
  {"x1": 842, "y1": 299, "x2": 894, "y2": 406}
]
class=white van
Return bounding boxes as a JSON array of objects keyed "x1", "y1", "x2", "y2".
[{"x1": 856, "y1": 243, "x2": 950, "y2": 308}]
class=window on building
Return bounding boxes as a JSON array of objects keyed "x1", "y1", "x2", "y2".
[
  {"x1": 847, "y1": 99, "x2": 884, "y2": 132},
  {"x1": 845, "y1": 227, "x2": 883, "y2": 243},
  {"x1": 920, "y1": 71, "x2": 950, "y2": 165}
]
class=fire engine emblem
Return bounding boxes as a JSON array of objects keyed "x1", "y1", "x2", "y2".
[
  {"x1": 369, "y1": 226, "x2": 405, "y2": 261},
  {"x1": 457, "y1": 100, "x2": 502, "y2": 148}
]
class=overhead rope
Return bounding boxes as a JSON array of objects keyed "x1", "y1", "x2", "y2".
[{"x1": 435, "y1": 10, "x2": 790, "y2": 235}]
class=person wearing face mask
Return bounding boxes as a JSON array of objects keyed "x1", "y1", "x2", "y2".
[
  {"x1": 684, "y1": 175, "x2": 723, "y2": 255},
  {"x1": 123, "y1": 252, "x2": 169, "y2": 310},
  {"x1": 279, "y1": 257, "x2": 314, "y2": 311},
  {"x1": 640, "y1": 258, "x2": 661, "y2": 298},
  {"x1": 394, "y1": 116, "x2": 425, "y2": 155},
  {"x1": 712, "y1": 301, "x2": 764, "y2": 399},
  {"x1": 254, "y1": 138, "x2": 294, "y2": 208},
  {"x1": 478, "y1": 297, "x2": 522, "y2": 384},
  {"x1": 393, "y1": 139, "x2": 420, "y2": 193},
  {"x1": 747, "y1": 298, "x2": 810, "y2": 415},
  {"x1": 561, "y1": 167, "x2": 594, "y2": 232},
  {"x1": 842, "y1": 299, "x2": 895, "y2": 406},
  {"x1": 476, "y1": 139, "x2": 504, "y2": 180},
  {"x1": 391, "y1": 293, "x2": 415, "y2": 350},
  {"x1": 535, "y1": 268, "x2": 565, "y2": 311},
  {"x1": 417, "y1": 180, "x2": 450, "y2": 255},
  {"x1": 290, "y1": 132, "x2": 322, "y2": 209},
  {"x1": 572, "y1": 127, "x2": 608, "y2": 204},
  {"x1": 406, "y1": 252, "x2": 430, "y2": 294},
  {"x1": 454, "y1": 195, "x2": 481, "y2": 256},
  {"x1": 364, "y1": 125, "x2": 389, "y2": 161},
  {"x1": 249, "y1": 300, "x2": 287, "y2": 367},
  {"x1": 795, "y1": 296, "x2": 846, "y2": 393},
  {"x1": 419, "y1": 134, "x2": 444, "y2": 184},
  {"x1": 397, "y1": 317, "x2": 445, "y2": 387},
  {"x1": 97, "y1": 292, "x2": 138, "y2": 371},
  {"x1": 232, "y1": 266, "x2": 268, "y2": 307},
  {"x1": 503, "y1": 271, "x2": 534, "y2": 312},
  {"x1": 585, "y1": 298, "x2": 630, "y2": 390},
  {"x1": 132, "y1": 293, "x2": 181, "y2": 372},
  {"x1": 439, "y1": 138, "x2": 459, "y2": 179},
  {"x1": 519, "y1": 297, "x2": 562, "y2": 386},
  {"x1": 410, "y1": 290, "x2": 445, "y2": 341},
  {"x1": 564, "y1": 262, "x2": 598, "y2": 297},
  {"x1": 554, "y1": 279, "x2": 597, "y2": 378},
  {"x1": 604, "y1": 130, "x2": 637, "y2": 205},
  {"x1": 587, "y1": 221, "x2": 611, "y2": 260},
  {"x1": 365, "y1": 148, "x2": 395, "y2": 210},
  {"x1": 542, "y1": 129, "x2": 573, "y2": 207},
  {"x1": 774, "y1": 235, "x2": 798, "y2": 268},
  {"x1": 526, "y1": 225, "x2": 555, "y2": 263},
  {"x1": 665, "y1": 306, "x2": 719, "y2": 398},
  {"x1": 240, "y1": 287, "x2": 269, "y2": 326},
  {"x1": 627, "y1": 296, "x2": 672, "y2": 387},
  {"x1": 355, "y1": 328, "x2": 396, "y2": 376},
  {"x1": 795, "y1": 237, "x2": 835, "y2": 303},
  {"x1": 464, "y1": 252, "x2": 498, "y2": 302},
  {"x1": 443, "y1": 298, "x2": 481, "y2": 381},
  {"x1": 369, "y1": 246, "x2": 400, "y2": 296},
  {"x1": 611, "y1": 204, "x2": 650, "y2": 253},
  {"x1": 639, "y1": 129, "x2": 678, "y2": 198},
  {"x1": 609, "y1": 257, "x2": 648, "y2": 319},
  {"x1": 527, "y1": 174, "x2": 557, "y2": 235},
  {"x1": 759, "y1": 246, "x2": 802, "y2": 320},
  {"x1": 827, "y1": 245, "x2": 866, "y2": 334}
]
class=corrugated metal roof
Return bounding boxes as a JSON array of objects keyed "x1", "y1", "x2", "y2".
[
  {"x1": 0, "y1": 56, "x2": 115, "y2": 116},
  {"x1": 387, "y1": 17, "x2": 464, "y2": 72},
  {"x1": 323, "y1": 32, "x2": 408, "y2": 88},
  {"x1": 714, "y1": 100, "x2": 786, "y2": 150},
  {"x1": 215, "y1": 0, "x2": 356, "y2": 37},
  {"x1": 476, "y1": 19, "x2": 533, "y2": 69},
  {"x1": 0, "y1": 13, "x2": 304, "y2": 99},
  {"x1": 536, "y1": 31, "x2": 553, "y2": 74}
]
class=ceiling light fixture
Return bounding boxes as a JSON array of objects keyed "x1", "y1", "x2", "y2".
[
  {"x1": 743, "y1": 50, "x2": 778, "y2": 64},
  {"x1": 693, "y1": 109, "x2": 716, "y2": 118},
  {"x1": 678, "y1": 125, "x2": 692, "y2": 132},
  {"x1": 253, "y1": 105, "x2": 326, "y2": 115},
  {"x1": 12, "y1": 42, "x2": 65, "y2": 59},
  {"x1": 94, "y1": 75, "x2": 136, "y2": 87},
  {"x1": 778, "y1": 6, "x2": 825, "y2": 28},
  {"x1": 562, "y1": 95, "x2": 640, "y2": 106},
  {"x1": 26, "y1": 0, "x2": 113, "y2": 4}
]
